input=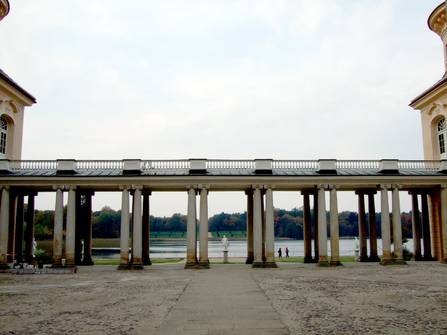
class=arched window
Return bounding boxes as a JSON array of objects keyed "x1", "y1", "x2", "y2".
[
  {"x1": 0, "y1": 116, "x2": 7, "y2": 158},
  {"x1": 438, "y1": 118, "x2": 447, "y2": 159}
]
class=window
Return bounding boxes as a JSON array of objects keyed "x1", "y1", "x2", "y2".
[
  {"x1": 438, "y1": 118, "x2": 447, "y2": 158},
  {"x1": 0, "y1": 116, "x2": 7, "y2": 157}
]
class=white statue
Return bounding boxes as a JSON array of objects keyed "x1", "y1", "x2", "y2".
[
  {"x1": 32, "y1": 238, "x2": 37, "y2": 258},
  {"x1": 221, "y1": 235, "x2": 229, "y2": 251}
]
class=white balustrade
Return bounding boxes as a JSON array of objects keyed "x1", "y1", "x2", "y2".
[{"x1": 3, "y1": 159, "x2": 445, "y2": 174}]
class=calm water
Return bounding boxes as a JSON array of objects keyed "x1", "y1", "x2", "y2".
[{"x1": 92, "y1": 238, "x2": 415, "y2": 259}]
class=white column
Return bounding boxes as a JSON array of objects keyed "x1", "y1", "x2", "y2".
[
  {"x1": 53, "y1": 187, "x2": 64, "y2": 267},
  {"x1": 185, "y1": 188, "x2": 197, "y2": 267},
  {"x1": 441, "y1": 185, "x2": 447, "y2": 263},
  {"x1": 199, "y1": 187, "x2": 209, "y2": 267},
  {"x1": 265, "y1": 188, "x2": 276, "y2": 267},
  {"x1": 329, "y1": 186, "x2": 340, "y2": 265},
  {"x1": 0, "y1": 187, "x2": 10, "y2": 267},
  {"x1": 119, "y1": 188, "x2": 130, "y2": 268},
  {"x1": 317, "y1": 185, "x2": 328, "y2": 265},
  {"x1": 253, "y1": 187, "x2": 263, "y2": 267},
  {"x1": 380, "y1": 185, "x2": 392, "y2": 264},
  {"x1": 392, "y1": 186, "x2": 404, "y2": 263},
  {"x1": 131, "y1": 187, "x2": 143, "y2": 267},
  {"x1": 65, "y1": 187, "x2": 76, "y2": 266}
]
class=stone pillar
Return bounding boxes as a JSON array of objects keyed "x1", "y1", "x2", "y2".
[
  {"x1": 329, "y1": 186, "x2": 340, "y2": 266},
  {"x1": 357, "y1": 192, "x2": 368, "y2": 261},
  {"x1": 421, "y1": 193, "x2": 433, "y2": 260},
  {"x1": 441, "y1": 186, "x2": 447, "y2": 263},
  {"x1": 368, "y1": 192, "x2": 379, "y2": 262},
  {"x1": 428, "y1": 191, "x2": 442, "y2": 260},
  {"x1": 7, "y1": 192, "x2": 16, "y2": 263},
  {"x1": 14, "y1": 194, "x2": 24, "y2": 263},
  {"x1": 264, "y1": 188, "x2": 277, "y2": 268},
  {"x1": 74, "y1": 191, "x2": 82, "y2": 265},
  {"x1": 302, "y1": 191, "x2": 313, "y2": 263},
  {"x1": 313, "y1": 191, "x2": 319, "y2": 261},
  {"x1": 82, "y1": 191, "x2": 94, "y2": 265},
  {"x1": 130, "y1": 187, "x2": 143, "y2": 269},
  {"x1": 380, "y1": 186, "x2": 393, "y2": 265},
  {"x1": 185, "y1": 187, "x2": 197, "y2": 268},
  {"x1": 65, "y1": 187, "x2": 76, "y2": 266},
  {"x1": 0, "y1": 187, "x2": 10, "y2": 268},
  {"x1": 392, "y1": 186, "x2": 405, "y2": 264},
  {"x1": 411, "y1": 192, "x2": 422, "y2": 261},
  {"x1": 245, "y1": 190, "x2": 254, "y2": 264},
  {"x1": 317, "y1": 185, "x2": 328, "y2": 266},
  {"x1": 253, "y1": 187, "x2": 264, "y2": 267},
  {"x1": 199, "y1": 187, "x2": 210, "y2": 268},
  {"x1": 52, "y1": 187, "x2": 64, "y2": 267},
  {"x1": 261, "y1": 190, "x2": 266, "y2": 263},
  {"x1": 142, "y1": 191, "x2": 151, "y2": 265},
  {"x1": 118, "y1": 187, "x2": 130, "y2": 270},
  {"x1": 24, "y1": 192, "x2": 36, "y2": 264}
]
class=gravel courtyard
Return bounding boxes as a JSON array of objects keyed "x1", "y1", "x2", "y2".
[{"x1": 0, "y1": 262, "x2": 446, "y2": 334}]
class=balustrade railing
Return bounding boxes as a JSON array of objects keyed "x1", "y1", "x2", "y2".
[
  {"x1": 398, "y1": 160, "x2": 440, "y2": 171},
  {"x1": 206, "y1": 160, "x2": 255, "y2": 169},
  {"x1": 273, "y1": 160, "x2": 318, "y2": 169},
  {"x1": 76, "y1": 160, "x2": 123, "y2": 170},
  {"x1": 142, "y1": 160, "x2": 190, "y2": 170},
  {"x1": 336, "y1": 160, "x2": 381, "y2": 169},
  {"x1": 2, "y1": 159, "x2": 445, "y2": 174},
  {"x1": 9, "y1": 160, "x2": 57, "y2": 170}
]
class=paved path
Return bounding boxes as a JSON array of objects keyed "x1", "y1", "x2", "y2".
[{"x1": 153, "y1": 265, "x2": 289, "y2": 335}]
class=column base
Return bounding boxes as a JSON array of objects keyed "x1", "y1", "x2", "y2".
[
  {"x1": 245, "y1": 256, "x2": 254, "y2": 264},
  {"x1": 368, "y1": 255, "x2": 381, "y2": 262},
  {"x1": 330, "y1": 260, "x2": 342, "y2": 266},
  {"x1": 0, "y1": 263, "x2": 10, "y2": 270},
  {"x1": 142, "y1": 255, "x2": 151, "y2": 265},
  {"x1": 357, "y1": 255, "x2": 369, "y2": 262},
  {"x1": 380, "y1": 259, "x2": 407, "y2": 266},
  {"x1": 129, "y1": 264, "x2": 144, "y2": 270},
  {"x1": 317, "y1": 260, "x2": 330, "y2": 267},
  {"x1": 263, "y1": 262, "x2": 278, "y2": 268},
  {"x1": 184, "y1": 261, "x2": 198, "y2": 269},
  {"x1": 81, "y1": 258, "x2": 94, "y2": 266},
  {"x1": 421, "y1": 256, "x2": 435, "y2": 261},
  {"x1": 304, "y1": 256, "x2": 314, "y2": 264},
  {"x1": 441, "y1": 259, "x2": 447, "y2": 264},
  {"x1": 252, "y1": 261, "x2": 265, "y2": 268},
  {"x1": 117, "y1": 264, "x2": 130, "y2": 270},
  {"x1": 198, "y1": 260, "x2": 210, "y2": 268}
]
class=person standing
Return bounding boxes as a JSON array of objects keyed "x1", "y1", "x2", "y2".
[
  {"x1": 278, "y1": 247, "x2": 282, "y2": 258},
  {"x1": 285, "y1": 247, "x2": 289, "y2": 258}
]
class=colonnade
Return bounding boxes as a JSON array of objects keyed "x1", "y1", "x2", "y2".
[{"x1": 0, "y1": 183, "x2": 447, "y2": 270}]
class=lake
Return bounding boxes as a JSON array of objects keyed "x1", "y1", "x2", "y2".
[{"x1": 92, "y1": 238, "x2": 416, "y2": 259}]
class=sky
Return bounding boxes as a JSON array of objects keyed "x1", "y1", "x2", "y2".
[{"x1": 0, "y1": 0, "x2": 444, "y2": 215}]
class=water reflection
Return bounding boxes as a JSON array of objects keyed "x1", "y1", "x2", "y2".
[{"x1": 92, "y1": 238, "x2": 415, "y2": 259}]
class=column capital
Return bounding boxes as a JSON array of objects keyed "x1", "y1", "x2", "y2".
[
  {"x1": 198, "y1": 184, "x2": 210, "y2": 190},
  {"x1": 119, "y1": 185, "x2": 131, "y2": 191},
  {"x1": 441, "y1": 184, "x2": 447, "y2": 189},
  {"x1": 131, "y1": 185, "x2": 143, "y2": 191},
  {"x1": 142, "y1": 189, "x2": 152, "y2": 196},
  {"x1": 67, "y1": 185, "x2": 77, "y2": 191},
  {"x1": 251, "y1": 184, "x2": 262, "y2": 190},
  {"x1": 391, "y1": 184, "x2": 402, "y2": 190},
  {"x1": 379, "y1": 184, "x2": 391, "y2": 190},
  {"x1": 52, "y1": 185, "x2": 64, "y2": 191},
  {"x1": 317, "y1": 184, "x2": 328, "y2": 190},
  {"x1": 262, "y1": 184, "x2": 275, "y2": 190},
  {"x1": 0, "y1": 185, "x2": 9, "y2": 191},
  {"x1": 245, "y1": 189, "x2": 254, "y2": 195},
  {"x1": 327, "y1": 184, "x2": 337, "y2": 190}
]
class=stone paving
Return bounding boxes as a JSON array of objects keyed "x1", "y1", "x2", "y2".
[
  {"x1": 1, "y1": 262, "x2": 447, "y2": 334},
  {"x1": 154, "y1": 265, "x2": 288, "y2": 335}
]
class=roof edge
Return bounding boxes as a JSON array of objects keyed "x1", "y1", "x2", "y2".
[{"x1": 0, "y1": 70, "x2": 36, "y2": 104}]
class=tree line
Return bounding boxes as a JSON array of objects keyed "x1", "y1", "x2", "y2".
[{"x1": 33, "y1": 206, "x2": 414, "y2": 240}]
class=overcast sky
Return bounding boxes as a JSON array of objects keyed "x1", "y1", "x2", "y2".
[{"x1": 0, "y1": 1, "x2": 444, "y2": 215}]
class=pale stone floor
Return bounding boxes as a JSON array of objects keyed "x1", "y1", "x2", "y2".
[{"x1": 0, "y1": 262, "x2": 447, "y2": 334}]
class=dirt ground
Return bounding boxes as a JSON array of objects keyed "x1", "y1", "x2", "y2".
[{"x1": 0, "y1": 262, "x2": 446, "y2": 334}]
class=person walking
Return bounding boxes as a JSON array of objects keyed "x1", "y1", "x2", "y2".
[
  {"x1": 285, "y1": 247, "x2": 289, "y2": 258},
  {"x1": 278, "y1": 247, "x2": 282, "y2": 258}
]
